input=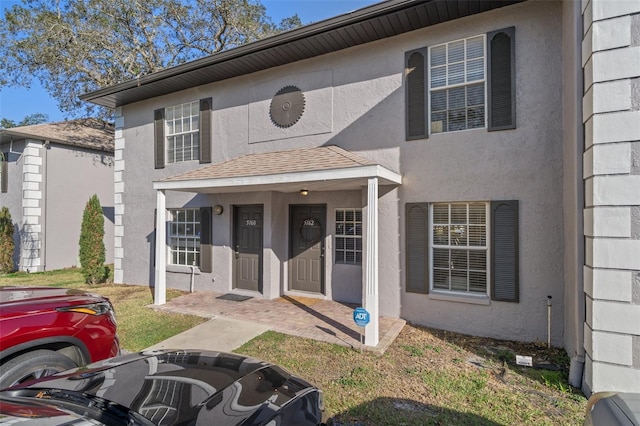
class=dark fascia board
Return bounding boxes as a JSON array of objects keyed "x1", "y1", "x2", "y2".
[{"x1": 81, "y1": 0, "x2": 525, "y2": 109}]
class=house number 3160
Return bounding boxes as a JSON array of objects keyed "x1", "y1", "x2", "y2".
[{"x1": 246, "y1": 220, "x2": 257, "y2": 226}]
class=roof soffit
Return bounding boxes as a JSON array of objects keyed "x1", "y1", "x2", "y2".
[{"x1": 81, "y1": 0, "x2": 525, "y2": 109}]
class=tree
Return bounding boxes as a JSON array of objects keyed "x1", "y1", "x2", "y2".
[
  {"x1": 0, "y1": 119, "x2": 15, "y2": 129},
  {"x1": 0, "y1": 0, "x2": 301, "y2": 118},
  {"x1": 0, "y1": 113, "x2": 49, "y2": 129},
  {"x1": 17, "y1": 112, "x2": 49, "y2": 126},
  {"x1": 79, "y1": 194, "x2": 106, "y2": 284},
  {"x1": 0, "y1": 207, "x2": 15, "y2": 274}
]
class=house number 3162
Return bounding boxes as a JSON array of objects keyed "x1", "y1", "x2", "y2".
[{"x1": 303, "y1": 219, "x2": 315, "y2": 226}]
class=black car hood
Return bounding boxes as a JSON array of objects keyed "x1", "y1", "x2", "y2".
[{"x1": 1, "y1": 350, "x2": 321, "y2": 425}]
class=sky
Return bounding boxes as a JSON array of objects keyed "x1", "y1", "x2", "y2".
[{"x1": 0, "y1": 0, "x2": 379, "y2": 124}]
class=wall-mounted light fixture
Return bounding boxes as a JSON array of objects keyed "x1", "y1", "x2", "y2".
[
  {"x1": 300, "y1": 189, "x2": 309, "y2": 196},
  {"x1": 214, "y1": 205, "x2": 224, "y2": 215}
]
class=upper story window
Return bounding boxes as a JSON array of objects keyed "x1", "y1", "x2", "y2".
[
  {"x1": 165, "y1": 101, "x2": 200, "y2": 164},
  {"x1": 405, "y1": 27, "x2": 515, "y2": 140},
  {"x1": 154, "y1": 98, "x2": 211, "y2": 169},
  {"x1": 429, "y1": 36, "x2": 485, "y2": 133}
]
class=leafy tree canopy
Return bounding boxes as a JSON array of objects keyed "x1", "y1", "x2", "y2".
[
  {"x1": 0, "y1": 0, "x2": 301, "y2": 118},
  {"x1": 0, "y1": 113, "x2": 49, "y2": 129}
]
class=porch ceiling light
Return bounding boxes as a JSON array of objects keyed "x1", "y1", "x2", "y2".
[{"x1": 300, "y1": 189, "x2": 309, "y2": 196}]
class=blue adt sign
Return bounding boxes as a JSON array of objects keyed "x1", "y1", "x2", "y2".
[{"x1": 353, "y1": 307, "x2": 370, "y2": 327}]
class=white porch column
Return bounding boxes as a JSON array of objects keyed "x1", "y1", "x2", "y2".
[
  {"x1": 364, "y1": 177, "x2": 379, "y2": 346},
  {"x1": 154, "y1": 190, "x2": 167, "y2": 305}
]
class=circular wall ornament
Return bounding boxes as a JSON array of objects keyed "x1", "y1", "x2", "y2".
[{"x1": 270, "y1": 86, "x2": 305, "y2": 128}]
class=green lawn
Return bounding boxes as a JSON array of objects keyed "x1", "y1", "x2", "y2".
[
  {"x1": 0, "y1": 268, "x2": 206, "y2": 352},
  {"x1": 1, "y1": 268, "x2": 587, "y2": 425}
]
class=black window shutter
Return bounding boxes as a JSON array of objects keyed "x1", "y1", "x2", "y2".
[
  {"x1": 154, "y1": 108, "x2": 165, "y2": 169},
  {"x1": 487, "y1": 27, "x2": 516, "y2": 131},
  {"x1": 491, "y1": 200, "x2": 519, "y2": 302},
  {"x1": 199, "y1": 98, "x2": 212, "y2": 164},
  {"x1": 1, "y1": 153, "x2": 8, "y2": 193},
  {"x1": 406, "y1": 203, "x2": 429, "y2": 293},
  {"x1": 405, "y1": 48, "x2": 428, "y2": 140},
  {"x1": 200, "y1": 207, "x2": 213, "y2": 273}
]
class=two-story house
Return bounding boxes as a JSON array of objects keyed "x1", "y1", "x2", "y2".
[
  {"x1": 0, "y1": 119, "x2": 115, "y2": 272},
  {"x1": 81, "y1": 0, "x2": 640, "y2": 395}
]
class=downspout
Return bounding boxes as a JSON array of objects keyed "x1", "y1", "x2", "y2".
[
  {"x1": 190, "y1": 265, "x2": 196, "y2": 293},
  {"x1": 41, "y1": 140, "x2": 49, "y2": 272},
  {"x1": 566, "y1": 0, "x2": 585, "y2": 389}
]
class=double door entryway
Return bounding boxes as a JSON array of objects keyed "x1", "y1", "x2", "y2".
[{"x1": 233, "y1": 204, "x2": 325, "y2": 294}]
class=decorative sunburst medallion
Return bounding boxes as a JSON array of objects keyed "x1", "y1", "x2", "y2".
[{"x1": 269, "y1": 86, "x2": 305, "y2": 128}]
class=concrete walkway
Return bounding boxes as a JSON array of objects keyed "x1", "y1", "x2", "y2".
[
  {"x1": 147, "y1": 291, "x2": 406, "y2": 354},
  {"x1": 145, "y1": 317, "x2": 269, "y2": 352}
]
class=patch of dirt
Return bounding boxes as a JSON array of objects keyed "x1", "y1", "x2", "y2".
[
  {"x1": 425, "y1": 326, "x2": 570, "y2": 371},
  {"x1": 391, "y1": 323, "x2": 572, "y2": 383}
]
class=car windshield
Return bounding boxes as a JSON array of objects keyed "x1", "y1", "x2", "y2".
[{"x1": 0, "y1": 388, "x2": 155, "y2": 426}]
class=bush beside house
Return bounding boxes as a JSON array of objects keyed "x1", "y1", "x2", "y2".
[
  {"x1": 0, "y1": 207, "x2": 15, "y2": 274},
  {"x1": 79, "y1": 194, "x2": 106, "y2": 284}
]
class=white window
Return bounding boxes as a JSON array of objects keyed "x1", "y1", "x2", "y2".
[
  {"x1": 169, "y1": 208, "x2": 201, "y2": 266},
  {"x1": 431, "y1": 202, "x2": 488, "y2": 294},
  {"x1": 335, "y1": 209, "x2": 362, "y2": 265},
  {"x1": 165, "y1": 101, "x2": 200, "y2": 163},
  {"x1": 429, "y1": 35, "x2": 485, "y2": 133}
]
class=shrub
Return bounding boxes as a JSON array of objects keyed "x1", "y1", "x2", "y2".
[
  {"x1": 0, "y1": 207, "x2": 15, "y2": 274},
  {"x1": 79, "y1": 194, "x2": 106, "y2": 284}
]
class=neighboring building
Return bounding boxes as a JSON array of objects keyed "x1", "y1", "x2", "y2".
[
  {"x1": 80, "y1": 0, "x2": 640, "y2": 395},
  {"x1": 0, "y1": 119, "x2": 115, "y2": 272}
]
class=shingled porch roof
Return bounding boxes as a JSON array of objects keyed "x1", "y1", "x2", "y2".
[{"x1": 153, "y1": 145, "x2": 402, "y2": 193}]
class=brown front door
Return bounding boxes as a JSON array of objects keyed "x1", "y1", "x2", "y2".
[
  {"x1": 289, "y1": 205, "x2": 325, "y2": 294},
  {"x1": 233, "y1": 205, "x2": 263, "y2": 292}
]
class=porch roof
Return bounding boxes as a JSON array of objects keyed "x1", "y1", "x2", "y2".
[{"x1": 153, "y1": 145, "x2": 402, "y2": 193}]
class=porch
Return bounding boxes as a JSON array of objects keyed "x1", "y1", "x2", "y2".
[
  {"x1": 150, "y1": 291, "x2": 406, "y2": 353},
  {"x1": 153, "y1": 145, "x2": 403, "y2": 348}
]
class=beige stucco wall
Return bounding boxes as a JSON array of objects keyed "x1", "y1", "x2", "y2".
[
  {"x1": 0, "y1": 139, "x2": 114, "y2": 272},
  {"x1": 117, "y1": 1, "x2": 565, "y2": 343},
  {"x1": 45, "y1": 143, "x2": 114, "y2": 271},
  {"x1": 398, "y1": 1, "x2": 565, "y2": 344}
]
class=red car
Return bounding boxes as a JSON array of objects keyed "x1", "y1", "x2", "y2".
[{"x1": 0, "y1": 287, "x2": 119, "y2": 388}]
